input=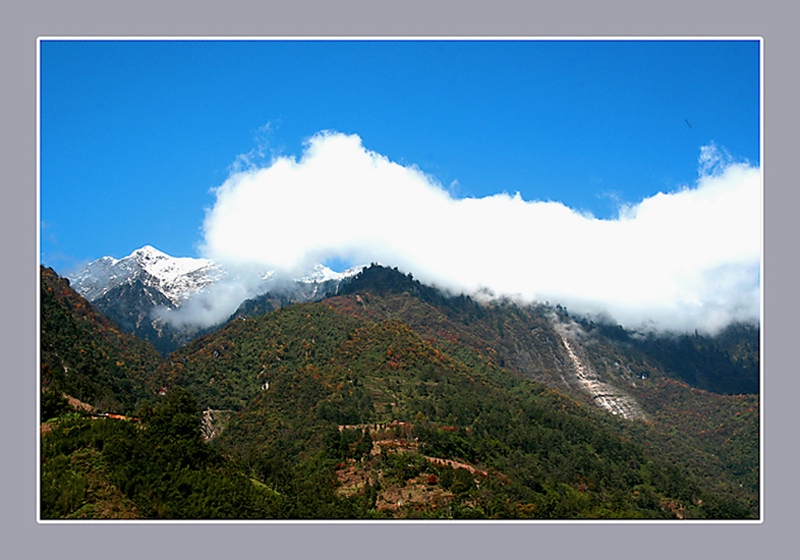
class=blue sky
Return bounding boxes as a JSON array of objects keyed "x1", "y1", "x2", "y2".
[{"x1": 39, "y1": 39, "x2": 761, "y2": 332}]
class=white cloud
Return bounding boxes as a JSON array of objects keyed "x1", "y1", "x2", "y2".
[
  {"x1": 201, "y1": 131, "x2": 761, "y2": 334},
  {"x1": 153, "y1": 268, "x2": 270, "y2": 330}
]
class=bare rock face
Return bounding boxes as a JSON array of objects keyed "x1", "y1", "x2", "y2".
[
  {"x1": 200, "y1": 408, "x2": 232, "y2": 442},
  {"x1": 553, "y1": 319, "x2": 647, "y2": 420}
]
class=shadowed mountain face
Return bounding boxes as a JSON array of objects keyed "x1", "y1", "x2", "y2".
[{"x1": 40, "y1": 264, "x2": 759, "y2": 519}]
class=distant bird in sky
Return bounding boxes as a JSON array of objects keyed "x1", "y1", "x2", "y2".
[{"x1": 684, "y1": 118, "x2": 693, "y2": 129}]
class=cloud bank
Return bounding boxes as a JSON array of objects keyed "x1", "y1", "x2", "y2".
[{"x1": 201, "y1": 131, "x2": 761, "y2": 334}]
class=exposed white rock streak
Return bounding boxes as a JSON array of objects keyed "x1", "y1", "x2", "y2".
[
  {"x1": 201, "y1": 408, "x2": 232, "y2": 442},
  {"x1": 555, "y1": 321, "x2": 646, "y2": 421}
]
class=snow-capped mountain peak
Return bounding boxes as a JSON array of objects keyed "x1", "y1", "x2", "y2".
[
  {"x1": 129, "y1": 245, "x2": 218, "y2": 289},
  {"x1": 69, "y1": 245, "x2": 222, "y2": 305},
  {"x1": 298, "y1": 263, "x2": 368, "y2": 283},
  {"x1": 299, "y1": 263, "x2": 343, "y2": 283}
]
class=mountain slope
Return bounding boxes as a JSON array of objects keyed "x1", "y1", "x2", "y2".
[
  {"x1": 596, "y1": 322, "x2": 760, "y2": 395},
  {"x1": 325, "y1": 266, "x2": 760, "y2": 503},
  {"x1": 150, "y1": 276, "x2": 757, "y2": 518},
  {"x1": 40, "y1": 266, "x2": 163, "y2": 414},
  {"x1": 334, "y1": 264, "x2": 759, "y2": 397}
]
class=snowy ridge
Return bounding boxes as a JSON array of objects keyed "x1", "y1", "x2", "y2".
[
  {"x1": 131, "y1": 245, "x2": 214, "y2": 283},
  {"x1": 128, "y1": 246, "x2": 224, "y2": 305},
  {"x1": 69, "y1": 245, "x2": 223, "y2": 306},
  {"x1": 69, "y1": 245, "x2": 366, "y2": 309},
  {"x1": 298, "y1": 263, "x2": 366, "y2": 284},
  {"x1": 298, "y1": 263, "x2": 342, "y2": 283}
]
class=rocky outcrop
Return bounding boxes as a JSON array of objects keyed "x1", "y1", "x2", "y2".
[{"x1": 554, "y1": 319, "x2": 647, "y2": 421}]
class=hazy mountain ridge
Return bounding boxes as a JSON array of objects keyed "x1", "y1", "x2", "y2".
[
  {"x1": 66, "y1": 249, "x2": 760, "y2": 398},
  {"x1": 67, "y1": 246, "x2": 364, "y2": 354}
]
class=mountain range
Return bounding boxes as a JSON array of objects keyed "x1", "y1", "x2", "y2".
[{"x1": 40, "y1": 250, "x2": 760, "y2": 520}]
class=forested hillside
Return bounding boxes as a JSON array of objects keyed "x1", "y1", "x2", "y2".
[
  {"x1": 39, "y1": 265, "x2": 759, "y2": 519},
  {"x1": 40, "y1": 266, "x2": 163, "y2": 415}
]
